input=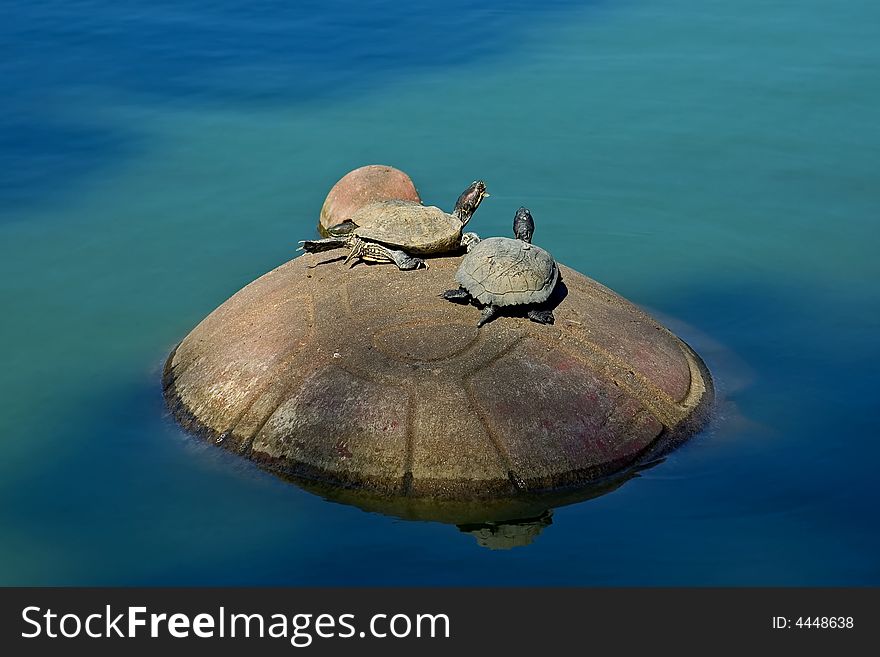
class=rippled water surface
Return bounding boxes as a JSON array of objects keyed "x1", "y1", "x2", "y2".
[{"x1": 1, "y1": 0, "x2": 878, "y2": 584}]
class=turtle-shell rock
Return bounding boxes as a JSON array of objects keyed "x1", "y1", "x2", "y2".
[
  {"x1": 349, "y1": 201, "x2": 463, "y2": 254},
  {"x1": 163, "y1": 253, "x2": 713, "y2": 500},
  {"x1": 457, "y1": 237, "x2": 559, "y2": 307}
]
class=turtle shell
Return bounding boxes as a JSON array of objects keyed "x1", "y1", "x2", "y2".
[
  {"x1": 455, "y1": 237, "x2": 559, "y2": 307},
  {"x1": 350, "y1": 200, "x2": 463, "y2": 255}
]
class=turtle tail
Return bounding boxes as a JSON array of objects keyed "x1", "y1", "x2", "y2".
[{"x1": 298, "y1": 237, "x2": 347, "y2": 253}]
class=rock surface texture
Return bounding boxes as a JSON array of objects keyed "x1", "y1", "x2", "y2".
[
  {"x1": 318, "y1": 165, "x2": 421, "y2": 234},
  {"x1": 164, "y1": 253, "x2": 713, "y2": 500}
]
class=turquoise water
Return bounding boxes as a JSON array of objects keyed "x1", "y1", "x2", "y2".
[{"x1": 1, "y1": 0, "x2": 878, "y2": 585}]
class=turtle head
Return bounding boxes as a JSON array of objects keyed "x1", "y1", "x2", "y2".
[
  {"x1": 513, "y1": 207, "x2": 535, "y2": 243},
  {"x1": 453, "y1": 180, "x2": 489, "y2": 226}
]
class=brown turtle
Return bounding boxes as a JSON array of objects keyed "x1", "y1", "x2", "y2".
[{"x1": 298, "y1": 181, "x2": 488, "y2": 270}]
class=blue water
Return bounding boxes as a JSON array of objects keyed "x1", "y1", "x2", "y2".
[{"x1": 1, "y1": 0, "x2": 878, "y2": 585}]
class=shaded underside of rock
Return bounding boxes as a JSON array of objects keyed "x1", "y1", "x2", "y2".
[{"x1": 163, "y1": 252, "x2": 713, "y2": 501}]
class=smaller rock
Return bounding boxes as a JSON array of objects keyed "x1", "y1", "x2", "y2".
[{"x1": 319, "y1": 165, "x2": 421, "y2": 234}]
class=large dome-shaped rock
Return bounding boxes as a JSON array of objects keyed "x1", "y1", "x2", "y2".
[
  {"x1": 163, "y1": 253, "x2": 713, "y2": 501},
  {"x1": 319, "y1": 165, "x2": 421, "y2": 234}
]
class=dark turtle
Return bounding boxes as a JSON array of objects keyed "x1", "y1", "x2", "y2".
[
  {"x1": 443, "y1": 207, "x2": 558, "y2": 327},
  {"x1": 298, "y1": 181, "x2": 488, "y2": 270}
]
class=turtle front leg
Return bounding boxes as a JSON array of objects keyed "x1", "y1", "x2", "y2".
[
  {"x1": 477, "y1": 305, "x2": 499, "y2": 327},
  {"x1": 526, "y1": 308, "x2": 554, "y2": 325},
  {"x1": 389, "y1": 248, "x2": 427, "y2": 270},
  {"x1": 460, "y1": 232, "x2": 481, "y2": 252},
  {"x1": 442, "y1": 287, "x2": 471, "y2": 304}
]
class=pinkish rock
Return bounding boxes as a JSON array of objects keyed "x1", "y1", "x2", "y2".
[{"x1": 319, "y1": 165, "x2": 421, "y2": 234}]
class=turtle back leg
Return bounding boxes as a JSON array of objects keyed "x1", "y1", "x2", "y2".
[
  {"x1": 477, "y1": 304, "x2": 499, "y2": 327},
  {"x1": 526, "y1": 308, "x2": 554, "y2": 325},
  {"x1": 298, "y1": 236, "x2": 349, "y2": 253},
  {"x1": 343, "y1": 237, "x2": 368, "y2": 267},
  {"x1": 442, "y1": 287, "x2": 471, "y2": 303},
  {"x1": 346, "y1": 237, "x2": 427, "y2": 270}
]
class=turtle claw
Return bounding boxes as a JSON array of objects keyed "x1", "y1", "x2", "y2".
[
  {"x1": 477, "y1": 305, "x2": 499, "y2": 327},
  {"x1": 394, "y1": 254, "x2": 426, "y2": 270},
  {"x1": 442, "y1": 288, "x2": 470, "y2": 303},
  {"x1": 527, "y1": 309, "x2": 554, "y2": 325}
]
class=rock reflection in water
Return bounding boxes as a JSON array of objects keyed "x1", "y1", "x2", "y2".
[
  {"x1": 458, "y1": 511, "x2": 553, "y2": 550},
  {"x1": 285, "y1": 457, "x2": 663, "y2": 548}
]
